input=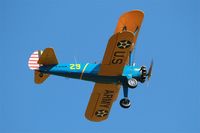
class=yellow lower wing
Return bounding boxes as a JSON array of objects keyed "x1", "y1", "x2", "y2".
[{"x1": 85, "y1": 83, "x2": 120, "y2": 122}]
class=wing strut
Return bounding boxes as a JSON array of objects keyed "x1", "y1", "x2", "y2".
[{"x1": 123, "y1": 85, "x2": 128, "y2": 98}]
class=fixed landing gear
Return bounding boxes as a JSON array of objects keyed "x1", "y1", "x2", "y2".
[
  {"x1": 120, "y1": 98, "x2": 131, "y2": 108},
  {"x1": 120, "y1": 78, "x2": 138, "y2": 108},
  {"x1": 127, "y1": 78, "x2": 138, "y2": 88},
  {"x1": 120, "y1": 84, "x2": 132, "y2": 109}
]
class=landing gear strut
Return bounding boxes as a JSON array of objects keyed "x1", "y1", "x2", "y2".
[
  {"x1": 119, "y1": 50, "x2": 137, "y2": 108},
  {"x1": 120, "y1": 85, "x2": 131, "y2": 108}
]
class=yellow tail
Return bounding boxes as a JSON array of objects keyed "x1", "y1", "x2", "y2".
[
  {"x1": 29, "y1": 48, "x2": 58, "y2": 84},
  {"x1": 38, "y1": 48, "x2": 58, "y2": 65}
]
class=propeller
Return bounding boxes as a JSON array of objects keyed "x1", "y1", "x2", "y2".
[{"x1": 147, "y1": 60, "x2": 153, "y2": 80}]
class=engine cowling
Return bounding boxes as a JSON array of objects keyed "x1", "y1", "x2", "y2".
[{"x1": 140, "y1": 66, "x2": 147, "y2": 83}]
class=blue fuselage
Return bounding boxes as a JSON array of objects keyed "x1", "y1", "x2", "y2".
[{"x1": 39, "y1": 63, "x2": 142, "y2": 84}]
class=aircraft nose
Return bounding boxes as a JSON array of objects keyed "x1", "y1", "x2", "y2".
[{"x1": 140, "y1": 66, "x2": 147, "y2": 83}]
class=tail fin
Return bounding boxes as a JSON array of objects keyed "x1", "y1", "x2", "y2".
[
  {"x1": 38, "y1": 48, "x2": 58, "y2": 65},
  {"x1": 28, "y1": 48, "x2": 58, "y2": 84}
]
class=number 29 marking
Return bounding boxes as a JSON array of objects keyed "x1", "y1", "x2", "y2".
[{"x1": 70, "y1": 64, "x2": 81, "y2": 70}]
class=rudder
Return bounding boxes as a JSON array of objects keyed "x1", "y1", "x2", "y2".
[{"x1": 28, "y1": 50, "x2": 43, "y2": 70}]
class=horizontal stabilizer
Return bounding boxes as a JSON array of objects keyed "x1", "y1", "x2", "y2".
[{"x1": 34, "y1": 71, "x2": 49, "y2": 84}]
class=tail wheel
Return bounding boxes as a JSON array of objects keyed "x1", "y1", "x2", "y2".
[
  {"x1": 120, "y1": 98, "x2": 131, "y2": 108},
  {"x1": 127, "y1": 78, "x2": 138, "y2": 88},
  {"x1": 39, "y1": 73, "x2": 43, "y2": 77}
]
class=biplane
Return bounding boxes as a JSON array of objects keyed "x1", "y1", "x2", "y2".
[{"x1": 28, "y1": 10, "x2": 153, "y2": 122}]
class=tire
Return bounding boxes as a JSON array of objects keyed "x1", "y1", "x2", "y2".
[
  {"x1": 120, "y1": 98, "x2": 131, "y2": 108},
  {"x1": 127, "y1": 78, "x2": 138, "y2": 88}
]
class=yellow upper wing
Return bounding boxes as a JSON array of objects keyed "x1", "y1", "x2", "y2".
[
  {"x1": 99, "y1": 10, "x2": 144, "y2": 76},
  {"x1": 85, "y1": 83, "x2": 120, "y2": 122},
  {"x1": 115, "y1": 10, "x2": 144, "y2": 42}
]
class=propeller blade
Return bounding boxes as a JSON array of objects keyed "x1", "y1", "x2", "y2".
[{"x1": 147, "y1": 60, "x2": 153, "y2": 80}]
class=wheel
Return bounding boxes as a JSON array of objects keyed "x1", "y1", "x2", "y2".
[
  {"x1": 120, "y1": 98, "x2": 131, "y2": 108},
  {"x1": 127, "y1": 78, "x2": 138, "y2": 88}
]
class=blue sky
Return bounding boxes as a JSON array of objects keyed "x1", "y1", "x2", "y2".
[{"x1": 0, "y1": 0, "x2": 199, "y2": 133}]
